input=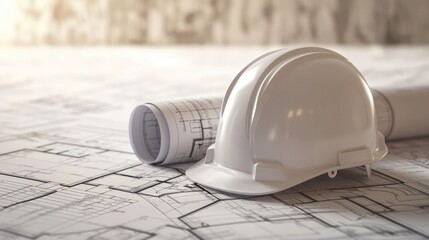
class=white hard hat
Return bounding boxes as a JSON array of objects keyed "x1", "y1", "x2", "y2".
[{"x1": 186, "y1": 47, "x2": 388, "y2": 196}]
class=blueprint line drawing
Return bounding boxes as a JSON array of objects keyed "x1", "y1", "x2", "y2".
[{"x1": 0, "y1": 47, "x2": 429, "y2": 239}]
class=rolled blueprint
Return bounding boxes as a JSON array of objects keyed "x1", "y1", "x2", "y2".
[
  {"x1": 130, "y1": 87, "x2": 429, "y2": 165},
  {"x1": 129, "y1": 98, "x2": 222, "y2": 165},
  {"x1": 372, "y1": 86, "x2": 429, "y2": 140}
]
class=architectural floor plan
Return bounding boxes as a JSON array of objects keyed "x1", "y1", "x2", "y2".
[{"x1": 0, "y1": 47, "x2": 428, "y2": 239}]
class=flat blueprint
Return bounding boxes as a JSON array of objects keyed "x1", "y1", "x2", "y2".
[{"x1": 0, "y1": 47, "x2": 428, "y2": 239}]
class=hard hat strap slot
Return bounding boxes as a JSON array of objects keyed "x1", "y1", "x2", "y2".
[
  {"x1": 338, "y1": 147, "x2": 372, "y2": 167},
  {"x1": 204, "y1": 145, "x2": 215, "y2": 164},
  {"x1": 252, "y1": 161, "x2": 286, "y2": 182}
]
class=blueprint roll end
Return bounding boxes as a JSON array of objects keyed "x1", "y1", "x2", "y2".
[{"x1": 129, "y1": 104, "x2": 170, "y2": 164}]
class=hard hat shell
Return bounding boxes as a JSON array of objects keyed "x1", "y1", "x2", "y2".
[{"x1": 186, "y1": 47, "x2": 388, "y2": 196}]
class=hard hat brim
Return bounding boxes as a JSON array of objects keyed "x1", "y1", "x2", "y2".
[
  {"x1": 186, "y1": 159, "x2": 291, "y2": 196},
  {"x1": 186, "y1": 132, "x2": 388, "y2": 196}
]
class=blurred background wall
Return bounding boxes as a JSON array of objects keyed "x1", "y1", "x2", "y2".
[{"x1": 0, "y1": 0, "x2": 428, "y2": 45}]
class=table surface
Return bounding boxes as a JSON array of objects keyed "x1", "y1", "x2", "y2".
[{"x1": 0, "y1": 46, "x2": 428, "y2": 239}]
